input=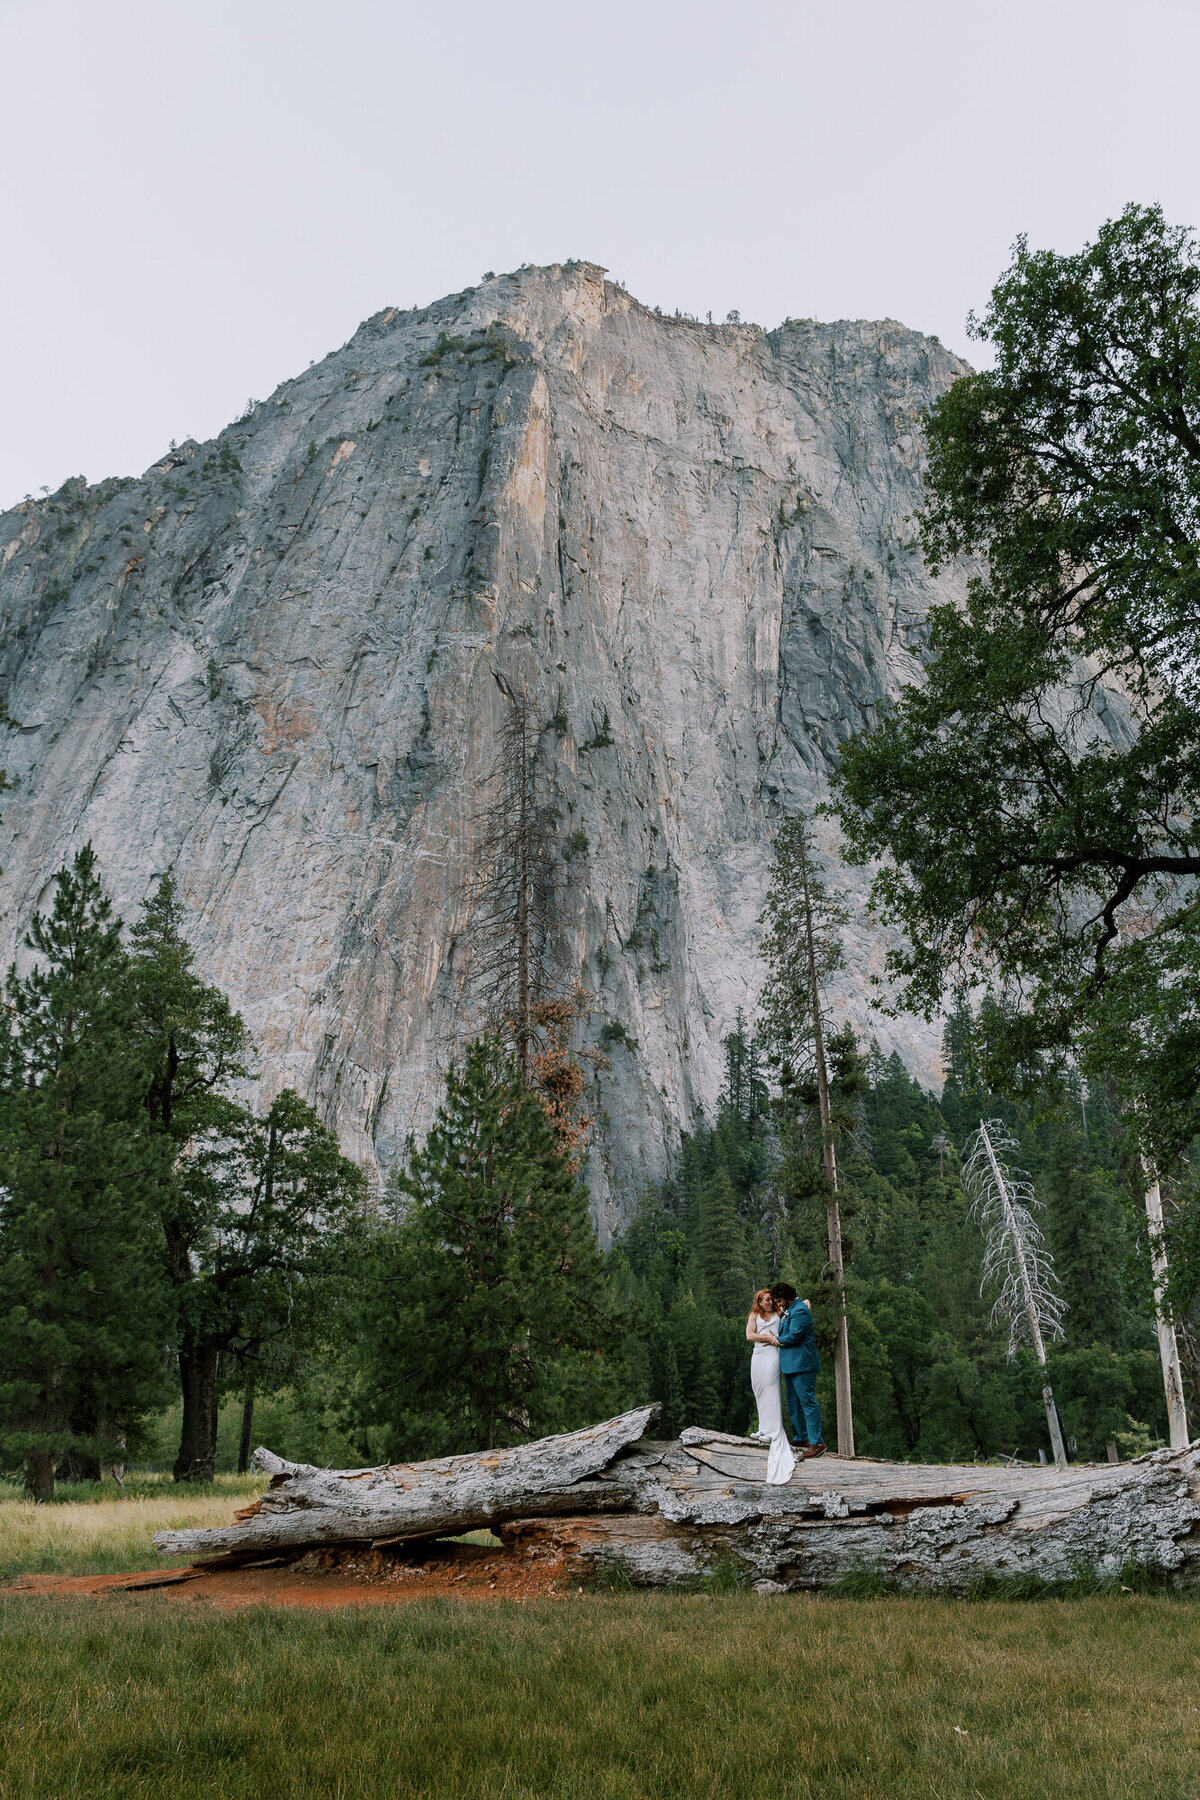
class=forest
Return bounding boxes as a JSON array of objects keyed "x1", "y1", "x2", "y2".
[
  {"x1": 616, "y1": 1016, "x2": 1172, "y2": 1465},
  {"x1": 0, "y1": 838, "x2": 1186, "y2": 1494}
]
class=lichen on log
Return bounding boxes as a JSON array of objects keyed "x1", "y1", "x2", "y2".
[
  {"x1": 153, "y1": 1411, "x2": 1200, "y2": 1593},
  {"x1": 507, "y1": 1429, "x2": 1200, "y2": 1592},
  {"x1": 152, "y1": 1406, "x2": 655, "y2": 1558}
]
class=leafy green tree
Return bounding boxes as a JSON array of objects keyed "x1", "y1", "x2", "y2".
[
  {"x1": 832, "y1": 205, "x2": 1200, "y2": 1447},
  {"x1": 168, "y1": 1089, "x2": 365, "y2": 1481},
  {"x1": 353, "y1": 1038, "x2": 623, "y2": 1455},
  {"x1": 832, "y1": 203, "x2": 1200, "y2": 1158},
  {"x1": 0, "y1": 848, "x2": 171, "y2": 1497}
]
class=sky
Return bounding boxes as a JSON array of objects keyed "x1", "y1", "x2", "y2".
[{"x1": 3, "y1": 0, "x2": 1199, "y2": 508}]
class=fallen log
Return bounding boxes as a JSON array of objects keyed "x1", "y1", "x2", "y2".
[
  {"x1": 502, "y1": 1429, "x2": 1200, "y2": 1591},
  {"x1": 151, "y1": 1406, "x2": 655, "y2": 1559},
  {"x1": 153, "y1": 1413, "x2": 1200, "y2": 1593}
]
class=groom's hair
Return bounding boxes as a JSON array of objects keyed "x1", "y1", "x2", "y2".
[{"x1": 770, "y1": 1283, "x2": 798, "y2": 1306}]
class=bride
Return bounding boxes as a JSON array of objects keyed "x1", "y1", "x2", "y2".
[{"x1": 746, "y1": 1289, "x2": 796, "y2": 1486}]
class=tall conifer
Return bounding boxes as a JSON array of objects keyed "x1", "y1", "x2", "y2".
[
  {"x1": 0, "y1": 848, "x2": 170, "y2": 1497},
  {"x1": 354, "y1": 1037, "x2": 621, "y2": 1455}
]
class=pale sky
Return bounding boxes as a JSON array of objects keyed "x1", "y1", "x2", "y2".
[{"x1": 3, "y1": 0, "x2": 1199, "y2": 508}]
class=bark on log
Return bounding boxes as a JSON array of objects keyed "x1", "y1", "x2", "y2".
[
  {"x1": 151, "y1": 1407, "x2": 655, "y2": 1558},
  {"x1": 153, "y1": 1412, "x2": 1200, "y2": 1593},
  {"x1": 511, "y1": 1429, "x2": 1200, "y2": 1592}
]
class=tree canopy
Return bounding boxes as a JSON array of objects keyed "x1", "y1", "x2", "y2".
[{"x1": 832, "y1": 203, "x2": 1200, "y2": 1160}]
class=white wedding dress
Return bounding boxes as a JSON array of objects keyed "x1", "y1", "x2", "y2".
[{"x1": 750, "y1": 1314, "x2": 796, "y2": 1486}]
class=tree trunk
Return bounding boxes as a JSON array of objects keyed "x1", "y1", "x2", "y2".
[
  {"x1": 174, "y1": 1341, "x2": 220, "y2": 1483},
  {"x1": 58, "y1": 1450, "x2": 102, "y2": 1483},
  {"x1": 515, "y1": 704, "x2": 531, "y2": 1077},
  {"x1": 62, "y1": 1403, "x2": 103, "y2": 1483},
  {"x1": 153, "y1": 1414, "x2": 1200, "y2": 1593},
  {"x1": 154, "y1": 1406, "x2": 658, "y2": 1556},
  {"x1": 25, "y1": 1450, "x2": 55, "y2": 1502},
  {"x1": 802, "y1": 861, "x2": 854, "y2": 1458},
  {"x1": 978, "y1": 1121, "x2": 1068, "y2": 1468},
  {"x1": 237, "y1": 1373, "x2": 256, "y2": 1476},
  {"x1": 1143, "y1": 1171, "x2": 1190, "y2": 1450}
]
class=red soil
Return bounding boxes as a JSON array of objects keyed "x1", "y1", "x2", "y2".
[{"x1": 8, "y1": 1542, "x2": 586, "y2": 1611}]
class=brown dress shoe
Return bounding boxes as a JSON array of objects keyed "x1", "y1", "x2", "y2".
[{"x1": 801, "y1": 1444, "x2": 826, "y2": 1459}]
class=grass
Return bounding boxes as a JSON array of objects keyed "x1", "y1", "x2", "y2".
[
  {"x1": 0, "y1": 1473, "x2": 497, "y2": 1581},
  {"x1": 2, "y1": 1592, "x2": 1200, "y2": 1798},
  {"x1": 3, "y1": 1489, "x2": 1199, "y2": 1797},
  {"x1": 0, "y1": 1474, "x2": 265, "y2": 1579}
]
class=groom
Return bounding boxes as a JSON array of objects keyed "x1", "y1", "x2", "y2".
[{"x1": 770, "y1": 1283, "x2": 825, "y2": 1459}]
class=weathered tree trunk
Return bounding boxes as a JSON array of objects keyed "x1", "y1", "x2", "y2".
[
  {"x1": 500, "y1": 1429, "x2": 1200, "y2": 1592},
  {"x1": 1143, "y1": 1169, "x2": 1190, "y2": 1451},
  {"x1": 174, "y1": 1342, "x2": 219, "y2": 1483},
  {"x1": 153, "y1": 1406, "x2": 658, "y2": 1557},
  {"x1": 237, "y1": 1374, "x2": 256, "y2": 1476},
  {"x1": 26, "y1": 1449, "x2": 55, "y2": 1503},
  {"x1": 153, "y1": 1411, "x2": 1200, "y2": 1592},
  {"x1": 802, "y1": 860, "x2": 853, "y2": 1458},
  {"x1": 978, "y1": 1121, "x2": 1068, "y2": 1469}
]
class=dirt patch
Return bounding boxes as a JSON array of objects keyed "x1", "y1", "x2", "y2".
[{"x1": 7, "y1": 1542, "x2": 588, "y2": 1611}]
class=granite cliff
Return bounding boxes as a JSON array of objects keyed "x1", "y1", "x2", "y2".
[{"x1": 0, "y1": 263, "x2": 969, "y2": 1235}]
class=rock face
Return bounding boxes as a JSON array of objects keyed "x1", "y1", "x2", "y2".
[{"x1": 0, "y1": 263, "x2": 969, "y2": 1234}]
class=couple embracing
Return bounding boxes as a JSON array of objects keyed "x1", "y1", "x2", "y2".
[{"x1": 746, "y1": 1284, "x2": 825, "y2": 1486}]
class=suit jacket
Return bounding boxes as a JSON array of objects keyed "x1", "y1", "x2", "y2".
[{"x1": 776, "y1": 1299, "x2": 821, "y2": 1375}]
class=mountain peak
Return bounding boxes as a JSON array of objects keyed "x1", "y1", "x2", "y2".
[{"x1": 0, "y1": 268, "x2": 966, "y2": 1233}]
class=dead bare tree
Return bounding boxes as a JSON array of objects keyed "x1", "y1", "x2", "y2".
[{"x1": 963, "y1": 1119, "x2": 1069, "y2": 1468}]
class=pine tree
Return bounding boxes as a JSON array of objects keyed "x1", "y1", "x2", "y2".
[
  {"x1": 697, "y1": 1167, "x2": 747, "y2": 1314},
  {"x1": 760, "y1": 813, "x2": 863, "y2": 1458},
  {"x1": 691, "y1": 1338, "x2": 722, "y2": 1430},
  {"x1": 126, "y1": 873, "x2": 260, "y2": 1482},
  {"x1": 128, "y1": 873, "x2": 249, "y2": 1143},
  {"x1": 354, "y1": 1038, "x2": 622, "y2": 1454},
  {"x1": 722, "y1": 1011, "x2": 767, "y2": 1127},
  {"x1": 0, "y1": 848, "x2": 171, "y2": 1497},
  {"x1": 659, "y1": 1337, "x2": 685, "y2": 1439},
  {"x1": 167, "y1": 1089, "x2": 365, "y2": 1481},
  {"x1": 1039, "y1": 1120, "x2": 1128, "y2": 1345}
]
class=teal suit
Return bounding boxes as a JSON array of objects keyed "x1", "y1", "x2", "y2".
[{"x1": 776, "y1": 1299, "x2": 822, "y2": 1446}]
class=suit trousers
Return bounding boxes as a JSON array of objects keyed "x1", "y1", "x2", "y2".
[{"x1": 784, "y1": 1371, "x2": 823, "y2": 1447}]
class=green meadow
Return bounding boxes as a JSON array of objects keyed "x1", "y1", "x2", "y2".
[
  {"x1": 4, "y1": 1483, "x2": 1200, "y2": 1798},
  {"x1": 2, "y1": 1589, "x2": 1198, "y2": 1798}
]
